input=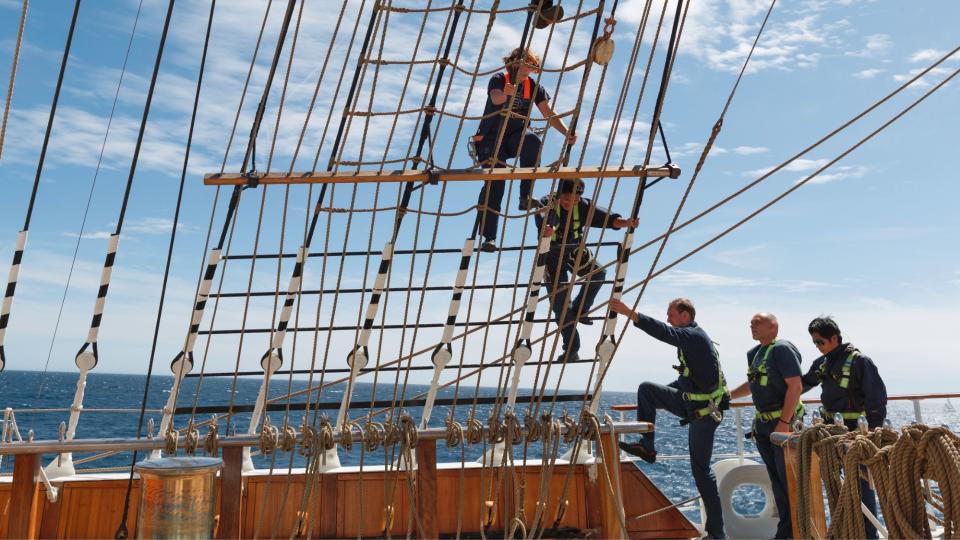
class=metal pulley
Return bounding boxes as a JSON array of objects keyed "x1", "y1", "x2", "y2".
[{"x1": 591, "y1": 18, "x2": 617, "y2": 66}]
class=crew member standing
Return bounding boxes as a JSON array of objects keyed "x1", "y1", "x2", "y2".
[
  {"x1": 729, "y1": 313, "x2": 804, "y2": 539},
  {"x1": 473, "y1": 47, "x2": 575, "y2": 253},
  {"x1": 609, "y1": 297, "x2": 728, "y2": 540},
  {"x1": 801, "y1": 316, "x2": 887, "y2": 539}
]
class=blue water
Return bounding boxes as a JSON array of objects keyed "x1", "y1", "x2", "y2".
[{"x1": 1, "y1": 370, "x2": 956, "y2": 522}]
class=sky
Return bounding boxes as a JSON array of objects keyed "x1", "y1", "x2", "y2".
[{"x1": 0, "y1": 0, "x2": 957, "y2": 402}]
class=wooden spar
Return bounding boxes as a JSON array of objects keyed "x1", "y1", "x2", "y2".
[
  {"x1": 414, "y1": 439, "x2": 439, "y2": 539},
  {"x1": 203, "y1": 165, "x2": 681, "y2": 186},
  {"x1": 218, "y1": 447, "x2": 244, "y2": 539}
]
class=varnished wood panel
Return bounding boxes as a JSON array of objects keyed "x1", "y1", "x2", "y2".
[
  {"x1": 8, "y1": 454, "x2": 40, "y2": 539},
  {"x1": 0, "y1": 484, "x2": 12, "y2": 538},
  {"x1": 620, "y1": 462, "x2": 699, "y2": 539},
  {"x1": 53, "y1": 479, "x2": 139, "y2": 539},
  {"x1": 337, "y1": 470, "x2": 412, "y2": 537}
]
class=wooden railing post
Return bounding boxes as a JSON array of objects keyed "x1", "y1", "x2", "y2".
[
  {"x1": 414, "y1": 439, "x2": 438, "y2": 539},
  {"x1": 217, "y1": 446, "x2": 243, "y2": 539},
  {"x1": 8, "y1": 453, "x2": 41, "y2": 539}
]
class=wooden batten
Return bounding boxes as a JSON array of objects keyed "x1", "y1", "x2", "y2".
[
  {"x1": 7, "y1": 454, "x2": 41, "y2": 539},
  {"x1": 414, "y1": 440, "x2": 439, "y2": 539},
  {"x1": 784, "y1": 443, "x2": 828, "y2": 539},
  {"x1": 203, "y1": 165, "x2": 678, "y2": 187},
  {"x1": 218, "y1": 447, "x2": 243, "y2": 539}
]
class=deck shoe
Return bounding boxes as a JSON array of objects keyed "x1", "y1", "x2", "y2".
[
  {"x1": 518, "y1": 196, "x2": 541, "y2": 211},
  {"x1": 577, "y1": 316, "x2": 593, "y2": 326},
  {"x1": 479, "y1": 240, "x2": 497, "y2": 253},
  {"x1": 618, "y1": 441, "x2": 657, "y2": 464},
  {"x1": 556, "y1": 351, "x2": 579, "y2": 362}
]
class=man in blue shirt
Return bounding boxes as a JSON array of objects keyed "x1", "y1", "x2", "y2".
[
  {"x1": 609, "y1": 297, "x2": 728, "y2": 540},
  {"x1": 730, "y1": 313, "x2": 803, "y2": 539},
  {"x1": 801, "y1": 316, "x2": 887, "y2": 539},
  {"x1": 473, "y1": 48, "x2": 576, "y2": 253}
]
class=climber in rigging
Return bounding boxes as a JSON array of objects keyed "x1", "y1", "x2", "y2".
[
  {"x1": 729, "y1": 312, "x2": 804, "y2": 540},
  {"x1": 537, "y1": 179, "x2": 637, "y2": 360},
  {"x1": 801, "y1": 316, "x2": 887, "y2": 539},
  {"x1": 609, "y1": 296, "x2": 728, "y2": 540},
  {"x1": 474, "y1": 47, "x2": 576, "y2": 253}
]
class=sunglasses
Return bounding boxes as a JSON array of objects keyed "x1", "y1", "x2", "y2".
[{"x1": 812, "y1": 339, "x2": 826, "y2": 346}]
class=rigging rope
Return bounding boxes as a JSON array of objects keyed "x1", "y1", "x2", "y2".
[
  {"x1": 0, "y1": 0, "x2": 28, "y2": 160},
  {"x1": 0, "y1": 0, "x2": 81, "y2": 373}
]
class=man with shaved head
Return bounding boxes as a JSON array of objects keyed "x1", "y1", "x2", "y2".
[{"x1": 730, "y1": 312, "x2": 803, "y2": 539}]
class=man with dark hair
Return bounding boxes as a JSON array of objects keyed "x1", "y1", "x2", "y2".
[
  {"x1": 474, "y1": 47, "x2": 576, "y2": 253},
  {"x1": 801, "y1": 316, "x2": 887, "y2": 539},
  {"x1": 730, "y1": 313, "x2": 804, "y2": 539},
  {"x1": 536, "y1": 179, "x2": 636, "y2": 360},
  {"x1": 609, "y1": 297, "x2": 728, "y2": 540}
]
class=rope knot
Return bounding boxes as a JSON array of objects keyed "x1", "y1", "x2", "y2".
[
  {"x1": 281, "y1": 423, "x2": 297, "y2": 453},
  {"x1": 560, "y1": 411, "x2": 578, "y2": 444},
  {"x1": 444, "y1": 414, "x2": 464, "y2": 449},
  {"x1": 203, "y1": 421, "x2": 219, "y2": 456},
  {"x1": 524, "y1": 409, "x2": 541, "y2": 442},
  {"x1": 164, "y1": 426, "x2": 179, "y2": 456},
  {"x1": 503, "y1": 410, "x2": 523, "y2": 446},
  {"x1": 259, "y1": 417, "x2": 279, "y2": 456},
  {"x1": 184, "y1": 421, "x2": 201, "y2": 456},
  {"x1": 299, "y1": 423, "x2": 317, "y2": 457},
  {"x1": 466, "y1": 413, "x2": 484, "y2": 445},
  {"x1": 364, "y1": 421, "x2": 385, "y2": 453},
  {"x1": 398, "y1": 413, "x2": 419, "y2": 449},
  {"x1": 486, "y1": 414, "x2": 506, "y2": 445}
]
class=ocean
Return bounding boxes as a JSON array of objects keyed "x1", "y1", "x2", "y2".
[{"x1": 1, "y1": 370, "x2": 957, "y2": 522}]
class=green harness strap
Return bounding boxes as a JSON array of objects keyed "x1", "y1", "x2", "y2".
[
  {"x1": 819, "y1": 407, "x2": 865, "y2": 421},
  {"x1": 755, "y1": 401, "x2": 806, "y2": 423},
  {"x1": 678, "y1": 348, "x2": 729, "y2": 419},
  {"x1": 550, "y1": 194, "x2": 580, "y2": 242},
  {"x1": 817, "y1": 350, "x2": 859, "y2": 389},
  {"x1": 748, "y1": 339, "x2": 778, "y2": 387}
]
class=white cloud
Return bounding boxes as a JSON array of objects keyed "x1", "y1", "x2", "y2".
[
  {"x1": 853, "y1": 68, "x2": 884, "y2": 79},
  {"x1": 844, "y1": 33, "x2": 891, "y2": 58},
  {"x1": 62, "y1": 231, "x2": 113, "y2": 240},
  {"x1": 796, "y1": 165, "x2": 868, "y2": 185},
  {"x1": 747, "y1": 158, "x2": 828, "y2": 177},
  {"x1": 733, "y1": 145, "x2": 768, "y2": 155},
  {"x1": 892, "y1": 67, "x2": 952, "y2": 89},
  {"x1": 910, "y1": 49, "x2": 946, "y2": 63}
]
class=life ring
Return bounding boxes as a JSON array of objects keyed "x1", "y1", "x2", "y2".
[{"x1": 711, "y1": 458, "x2": 779, "y2": 539}]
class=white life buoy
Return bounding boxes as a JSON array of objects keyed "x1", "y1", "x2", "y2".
[{"x1": 711, "y1": 458, "x2": 779, "y2": 539}]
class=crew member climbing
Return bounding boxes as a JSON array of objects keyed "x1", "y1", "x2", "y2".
[
  {"x1": 474, "y1": 47, "x2": 576, "y2": 253},
  {"x1": 536, "y1": 179, "x2": 636, "y2": 361},
  {"x1": 609, "y1": 297, "x2": 728, "y2": 540}
]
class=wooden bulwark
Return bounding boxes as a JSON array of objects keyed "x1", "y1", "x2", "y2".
[
  {"x1": 0, "y1": 452, "x2": 696, "y2": 539},
  {"x1": 203, "y1": 165, "x2": 680, "y2": 186}
]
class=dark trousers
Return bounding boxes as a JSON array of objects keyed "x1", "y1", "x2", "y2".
[
  {"x1": 636, "y1": 381, "x2": 725, "y2": 539},
  {"x1": 542, "y1": 248, "x2": 605, "y2": 354},
  {"x1": 476, "y1": 129, "x2": 541, "y2": 241},
  {"x1": 754, "y1": 419, "x2": 793, "y2": 538},
  {"x1": 843, "y1": 420, "x2": 879, "y2": 539}
]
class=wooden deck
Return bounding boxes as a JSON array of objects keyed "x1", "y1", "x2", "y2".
[{"x1": 0, "y1": 459, "x2": 697, "y2": 539}]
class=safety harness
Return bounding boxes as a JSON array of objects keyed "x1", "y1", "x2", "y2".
[
  {"x1": 549, "y1": 193, "x2": 581, "y2": 242},
  {"x1": 749, "y1": 339, "x2": 806, "y2": 422},
  {"x1": 675, "y1": 348, "x2": 729, "y2": 422},
  {"x1": 817, "y1": 350, "x2": 865, "y2": 420},
  {"x1": 503, "y1": 71, "x2": 531, "y2": 99}
]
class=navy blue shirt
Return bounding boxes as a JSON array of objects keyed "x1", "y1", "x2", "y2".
[
  {"x1": 534, "y1": 196, "x2": 622, "y2": 245},
  {"x1": 632, "y1": 315, "x2": 722, "y2": 413},
  {"x1": 801, "y1": 343, "x2": 887, "y2": 428},
  {"x1": 477, "y1": 73, "x2": 550, "y2": 138},
  {"x1": 746, "y1": 339, "x2": 802, "y2": 413}
]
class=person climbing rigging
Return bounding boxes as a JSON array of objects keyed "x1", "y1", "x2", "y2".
[
  {"x1": 474, "y1": 47, "x2": 576, "y2": 253},
  {"x1": 536, "y1": 179, "x2": 635, "y2": 361},
  {"x1": 729, "y1": 312, "x2": 804, "y2": 539},
  {"x1": 801, "y1": 316, "x2": 887, "y2": 540},
  {"x1": 609, "y1": 297, "x2": 728, "y2": 540}
]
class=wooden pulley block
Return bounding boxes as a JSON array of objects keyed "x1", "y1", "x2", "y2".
[
  {"x1": 592, "y1": 37, "x2": 615, "y2": 66},
  {"x1": 592, "y1": 18, "x2": 617, "y2": 66}
]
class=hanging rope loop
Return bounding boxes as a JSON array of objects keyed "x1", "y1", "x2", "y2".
[
  {"x1": 364, "y1": 420, "x2": 385, "y2": 452},
  {"x1": 281, "y1": 423, "x2": 297, "y2": 453},
  {"x1": 299, "y1": 423, "x2": 316, "y2": 457},
  {"x1": 444, "y1": 414, "x2": 464, "y2": 449},
  {"x1": 259, "y1": 417, "x2": 279, "y2": 456},
  {"x1": 164, "y1": 426, "x2": 179, "y2": 456},
  {"x1": 203, "y1": 422, "x2": 219, "y2": 456}
]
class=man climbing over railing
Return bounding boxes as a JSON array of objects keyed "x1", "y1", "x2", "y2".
[
  {"x1": 801, "y1": 316, "x2": 887, "y2": 539},
  {"x1": 537, "y1": 179, "x2": 636, "y2": 361},
  {"x1": 608, "y1": 297, "x2": 728, "y2": 540},
  {"x1": 473, "y1": 47, "x2": 576, "y2": 253},
  {"x1": 729, "y1": 312, "x2": 804, "y2": 540}
]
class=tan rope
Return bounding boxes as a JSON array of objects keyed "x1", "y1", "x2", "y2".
[{"x1": 0, "y1": 0, "x2": 28, "y2": 160}]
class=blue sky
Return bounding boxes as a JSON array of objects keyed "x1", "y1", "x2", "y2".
[{"x1": 0, "y1": 0, "x2": 957, "y2": 399}]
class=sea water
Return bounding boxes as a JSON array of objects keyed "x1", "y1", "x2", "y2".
[{"x1": 1, "y1": 371, "x2": 956, "y2": 522}]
